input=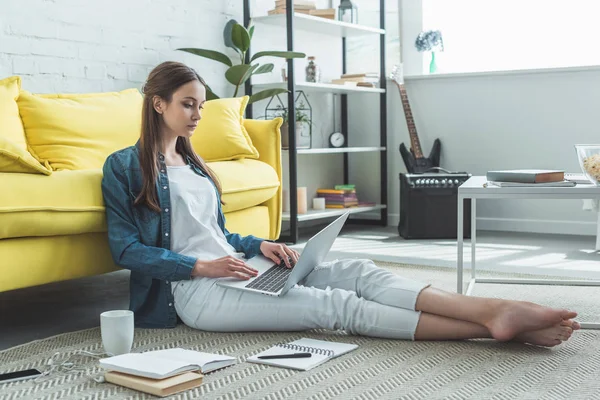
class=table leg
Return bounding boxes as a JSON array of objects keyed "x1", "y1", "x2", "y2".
[
  {"x1": 596, "y1": 207, "x2": 600, "y2": 252},
  {"x1": 457, "y1": 194, "x2": 464, "y2": 294},
  {"x1": 471, "y1": 199, "x2": 477, "y2": 280}
]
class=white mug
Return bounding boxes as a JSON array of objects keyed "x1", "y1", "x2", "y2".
[{"x1": 100, "y1": 310, "x2": 134, "y2": 356}]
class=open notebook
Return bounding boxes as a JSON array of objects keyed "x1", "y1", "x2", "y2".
[
  {"x1": 247, "y1": 338, "x2": 358, "y2": 371},
  {"x1": 99, "y1": 348, "x2": 236, "y2": 379}
]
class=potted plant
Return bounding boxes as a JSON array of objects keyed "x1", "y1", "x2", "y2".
[
  {"x1": 178, "y1": 20, "x2": 305, "y2": 104},
  {"x1": 273, "y1": 103, "x2": 312, "y2": 149}
]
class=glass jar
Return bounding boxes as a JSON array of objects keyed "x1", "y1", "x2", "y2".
[
  {"x1": 305, "y1": 56, "x2": 321, "y2": 83},
  {"x1": 575, "y1": 144, "x2": 600, "y2": 186}
]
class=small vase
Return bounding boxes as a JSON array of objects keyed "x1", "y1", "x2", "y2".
[
  {"x1": 429, "y1": 52, "x2": 437, "y2": 74},
  {"x1": 280, "y1": 122, "x2": 305, "y2": 149}
]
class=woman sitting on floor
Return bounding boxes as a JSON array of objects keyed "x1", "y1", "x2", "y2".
[{"x1": 101, "y1": 61, "x2": 580, "y2": 347}]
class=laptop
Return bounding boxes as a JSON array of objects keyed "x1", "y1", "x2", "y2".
[{"x1": 216, "y1": 211, "x2": 350, "y2": 297}]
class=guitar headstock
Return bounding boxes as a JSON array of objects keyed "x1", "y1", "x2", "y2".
[{"x1": 390, "y1": 64, "x2": 404, "y2": 85}]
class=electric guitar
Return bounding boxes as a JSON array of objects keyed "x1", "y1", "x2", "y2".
[{"x1": 390, "y1": 64, "x2": 441, "y2": 173}]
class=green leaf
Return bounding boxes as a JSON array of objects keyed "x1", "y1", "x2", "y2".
[
  {"x1": 177, "y1": 48, "x2": 232, "y2": 67},
  {"x1": 223, "y1": 20, "x2": 241, "y2": 54},
  {"x1": 231, "y1": 24, "x2": 251, "y2": 53},
  {"x1": 253, "y1": 63, "x2": 274, "y2": 75},
  {"x1": 249, "y1": 25, "x2": 255, "y2": 39},
  {"x1": 205, "y1": 87, "x2": 220, "y2": 101},
  {"x1": 225, "y1": 64, "x2": 253, "y2": 86},
  {"x1": 251, "y1": 51, "x2": 306, "y2": 62},
  {"x1": 249, "y1": 88, "x2": 289, "y2": 104}
]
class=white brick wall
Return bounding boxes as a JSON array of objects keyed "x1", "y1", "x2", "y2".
[{"x1": 0, "y1": 0, "x2": 240, "y2": 94}]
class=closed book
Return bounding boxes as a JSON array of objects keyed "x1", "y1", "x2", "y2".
[
  {"x1": 486, "y1": 169, "x2": 564, "y2": 183},
  {"x1": 330, "y1": 79, "x2": 376, "y2": 87},
  {"x1": 104, "y1": 370, "x2": 203, "y2": 397},
  {"x1": 487, "y1": 180, "x2": 576, "y2": 188},
  {"x1": 275, "y1": 0, "x2": 316, "y2": 7},
  {"x1": 341, "y1": 72, "x2": 380, "y2": 79},
  {"x1": 268, "y1": 8, "x2": 311, "y2": 14}
]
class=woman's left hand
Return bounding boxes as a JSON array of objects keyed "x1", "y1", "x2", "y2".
[{"x1": 260, "y1": 241, "x2": 300, "y2": 268}]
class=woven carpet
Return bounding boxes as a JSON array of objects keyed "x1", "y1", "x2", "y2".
[{"x1": 2, "y1": 262, "x2": 600, "y2": 400}]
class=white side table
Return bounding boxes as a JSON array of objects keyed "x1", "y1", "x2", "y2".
[{"x1": 457, "y1": 176, "x2": 600, "y2": 329}]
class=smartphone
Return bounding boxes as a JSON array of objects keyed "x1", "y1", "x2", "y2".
[{"x1": 0, "y1": 368, "x2": 43, "y2": 384}]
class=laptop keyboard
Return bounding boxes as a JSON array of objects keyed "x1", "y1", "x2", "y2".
[{"x1": 245, "y1": 258, "x2": 295, "y2": 293}]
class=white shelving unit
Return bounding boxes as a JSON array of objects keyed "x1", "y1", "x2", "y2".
[{"x1": 246, "y1": 2, "x2": 388, "y2": 242}]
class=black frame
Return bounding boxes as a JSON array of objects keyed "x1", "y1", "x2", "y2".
[{"x1": 244, "y1": 0, "x2": 388, "y2": 243}]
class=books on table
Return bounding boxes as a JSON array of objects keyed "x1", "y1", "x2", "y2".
[
  {"x1": 486, "y1": 169, "x2": 564, "y2": 183},
  {"x1": 247, "y1": 338, "x2": 358, "y2": 371},
  {"x1": 99, "y1": 348, "x2": 237, "y2": 380},
  {"x1": 487, "y1": 180, "x2": 576, "y2": 187}
]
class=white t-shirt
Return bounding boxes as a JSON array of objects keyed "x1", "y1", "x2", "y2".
[{"x1": 167, "y1": 165, "x2": 243, "y2": 261}]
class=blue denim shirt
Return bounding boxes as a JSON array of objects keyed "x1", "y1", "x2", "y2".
[{"x1": 101, "y1": 143, "x2": 264, "y2": 328}]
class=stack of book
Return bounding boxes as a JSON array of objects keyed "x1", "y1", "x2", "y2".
[
  {"x1": 99, "y1": 348, "x2": 237, "y2": 397},
  {"x1": 268, "y1": 0, "x2": 316, "y2": 15},
  {"x1": 485, "y1": 169, "x2": 575, "y2": 187},
  {"x1": 331, "y1": 72, "x2": 380, "y2": 88},
  {"x1": 317, "y1": 184, "x2": 359, "y2": 208}
]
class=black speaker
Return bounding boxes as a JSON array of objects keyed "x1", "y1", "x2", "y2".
[{"x1": 399, "y1": 173, "x2": 472, "y2": 239}]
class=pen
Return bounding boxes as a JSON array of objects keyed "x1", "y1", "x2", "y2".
[{"x1": 257, "y1": 352, "x2": 312, "y2": 360}]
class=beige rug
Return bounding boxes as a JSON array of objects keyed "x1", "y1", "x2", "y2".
[{"x1": 1, "y1": 262, "x2": 600, "y2": 400}]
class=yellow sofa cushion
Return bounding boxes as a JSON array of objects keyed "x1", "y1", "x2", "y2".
[
  {"x1": 18, "y1": 89, "x2": 143, "y2": 170},
  {"x1": 0, "y1": 137, "x2": 52, "y2": 175},
  {"x1": 0, "y1": 159, "x2": 278, "y2": 239},
  {"x1": 208, "y1": 159, "x2": 280, "y2": 213},
  {"x1": 0, "y1": 169, "x2": 106, "y2": 239},
  {"x1": 224, "y1": 206, "x2": 270, "y2": 239},
  {"x1": 0, "y1": 76, "x2": 27, "y2": 149},
  {"x1": 192, "y1": 96, "x2": 259, "y2": 162}
]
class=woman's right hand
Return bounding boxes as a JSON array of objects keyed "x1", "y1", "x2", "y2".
[{"x1": 192, "y1": 256, "x2": 259, "y2": 280}]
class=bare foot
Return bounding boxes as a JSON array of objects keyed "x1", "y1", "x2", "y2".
[
  {"x1": 485, "y1": 300, "x2": 577, "y2": 342},
  {"x1": 514, "y1": 323, "x2": 573, "y2": 347},
  {"x1": 562, "y1": 319, "x2": 581, "y2": 330}
]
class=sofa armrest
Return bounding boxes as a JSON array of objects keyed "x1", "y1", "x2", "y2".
[{"x1": 244, "y1": 118, "x2": 283, "y2": 240}]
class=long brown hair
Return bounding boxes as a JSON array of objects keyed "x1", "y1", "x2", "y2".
[{"x1": 135, "y1": 61, "x2": 222, "y2": 212}]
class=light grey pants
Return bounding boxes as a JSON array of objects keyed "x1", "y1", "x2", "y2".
[{"x1": 172, "y1": 258, "x2": 430, "y2": 340}]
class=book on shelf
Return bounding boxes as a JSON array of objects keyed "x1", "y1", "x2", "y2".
[
  {"x1": 268, "y1": 8, "x2": 311, "y2": 15},
  {"x1": 334, "y1": 184, "x2": 356, "y2": 190},
  {"x1": 317, "y1": 188, "x2": 356, "y2": 195},
  {"x1": 99, "y1": 348, "x2": 237, "y2": 380},
  {"x1": 330, "y1": 79, "x2": 376, "y2": 88},
  {"x1": 333, "y1": 76, "x2": 380, "y2": 83},
  {"x1": 486, "y1": 180, "x2": 576, "y2": 188},
  {"x1": 104, "y1": 370, "x2": 203, "y2": 398},
  {"x1": 247, "y1": 338, "x2": 358, "y2": 371},
  {"x1": 308, "y1": 8, "x2": 336, "y2": 19},
  {"x1": 486, "y1": 169, "x2": 564, "y2": 183},
  {"x1": 275, "y1": 0, "x2": 316, "y2": 7},
  {"x1": 341, "y1": 72, "x2": 380, "y2": 79}
]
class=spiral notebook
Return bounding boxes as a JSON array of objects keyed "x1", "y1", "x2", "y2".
[{"x1": 247, "y1": 338, "x2": 358, "y2": 371}]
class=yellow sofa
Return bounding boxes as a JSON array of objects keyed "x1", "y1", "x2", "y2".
[{"x1": 0, "y1": 77, "x2": 282, "y2": 293}]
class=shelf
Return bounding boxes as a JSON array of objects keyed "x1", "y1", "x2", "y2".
[
  {"x1": 283, "y1": 204, "x2": 386, "y2": 222},
  {"x1": 283, "y1": 147, "x2": 386, "y2": 154},
  {"x1": 253, "y1": 81, "x2": 385, "y2": 94},
  {"x1": 252, "y1": 13, "x2": 385, "y2": 38}
]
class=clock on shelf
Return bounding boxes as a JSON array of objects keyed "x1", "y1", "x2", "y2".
[{"x1": 329, "y1": 132, "x2": 345, "y2": 148}]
